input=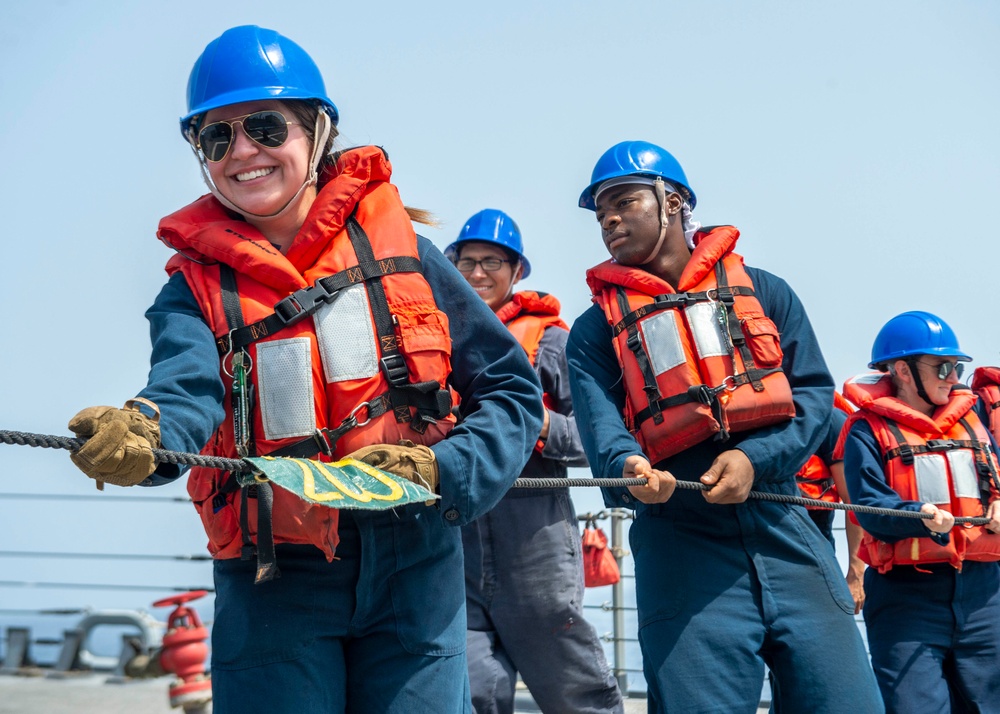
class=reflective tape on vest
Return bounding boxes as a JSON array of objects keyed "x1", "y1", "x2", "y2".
[
  {"x1": 640, "y1": 311, "x2": 686, "y2": 375},
  {"x1": 911, "y1": 448, "x2": 980, "y2": 504},
  {"x1": 950, "y1": 450, "x2": 981, "y2": 500},
  {"x1": 685, "y1": 302, "x2": 728, "y2": 360},
  {"x1": 315, "y1": 284, "x2": 379, "y2": 383},
  {"x1": 257, "y1": 337, "x2": 316, "y2": 440}
]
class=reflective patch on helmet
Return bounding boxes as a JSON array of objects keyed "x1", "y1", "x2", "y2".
[
  {"x1": 948, "y1": 450, "x2": 980, "y2": 500},
  {"x1": 314, "y1": 284, "x2": 379, "y2": 382},
  {"x1": 686, "y1": 303, "x2": 727, "y2": 359},
  {"x1": 257, "y1": 337, "x2": 316, "y2": 440},
  {"x1": 640, "y1": 311, "x2": 686, "y2": 376},
  {"x1": 914, "y1": 454, "x2": 951, "y2": 505}
]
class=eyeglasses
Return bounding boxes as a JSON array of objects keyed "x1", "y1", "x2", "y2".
[
  {"x1": 197, "y1": 111, "x2": 295, "y2": 163},
  {"x1": 454, "y1": 257, "x2": 513, "y2": 274},
  {"x1": 917, "y1": 360, "x2": 964, "y2": 380}
]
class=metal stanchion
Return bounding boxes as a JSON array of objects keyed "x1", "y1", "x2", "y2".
[{"x1": 609, "y1": 509, "x2": 629, "y2": 694}]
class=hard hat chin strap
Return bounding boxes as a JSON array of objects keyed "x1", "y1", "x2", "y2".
[
  {"x1": 191, "y1": 111, "x2": 333, "y2": 222},
  {"x1": 639, "y1": 177, "x2": 671, "y2": 265},
  {"x1": 905, "y1": 357, "x2": 935, "y2": 407}
]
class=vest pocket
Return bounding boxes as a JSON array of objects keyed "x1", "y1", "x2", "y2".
[
  {"x1": 189, "y1": 467, "x2": 240, "y2": 557},
  {"x1": 740, "y1": 316, "x2": 784, "y2": 368},
  {"x1": 394, "y1": 303, "x2": 453, "y2": 382}
]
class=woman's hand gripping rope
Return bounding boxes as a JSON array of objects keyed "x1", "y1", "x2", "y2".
[{"x1": 67, "y1": 399, "x2": 161, "y2": 489}]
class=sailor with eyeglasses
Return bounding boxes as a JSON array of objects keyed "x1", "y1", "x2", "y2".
[{"x1": 446, "y1": 208, "x2": 624, "y2": 714}]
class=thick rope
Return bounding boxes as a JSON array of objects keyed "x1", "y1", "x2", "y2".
[
  {"x1": 1, "y1": 429, "x2": 989, "y2": 525},
  {"x1": 515, "y1": 476, "x2": 988, "y2": 524},
  {"x1": 0, "y1": 430, "x2": 246, "y2": 472}
]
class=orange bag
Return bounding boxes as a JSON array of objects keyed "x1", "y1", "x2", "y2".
[{"x1": 582, "y1": 520, "x2": 621, "y2": 587}]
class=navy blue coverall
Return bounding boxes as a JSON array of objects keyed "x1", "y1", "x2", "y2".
[
  {"x1": 463, "y1": 325, "x2": 623, "y2": 714},
  {"x1": 567, "y1": 264, "x2": 882, "y2": 714},
  {"x1": 135, "y1": 237, "x2": 543, "y2": 714}
]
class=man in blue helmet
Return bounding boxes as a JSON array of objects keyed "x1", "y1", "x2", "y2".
[
  {"x1": 446, "y1": 209, "x2": 623, "y2": 714},
  {"x1": 566, "y1": 141, "x2": 882, "y2": 712},
  {"x1": 66, "y1": 26, "x2": 543, "y2": 714},
  {"x1": 840, "y1": 311, "x2": 1000, "y2": 713}
]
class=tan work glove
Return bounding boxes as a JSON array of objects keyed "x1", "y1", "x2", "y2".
[
  {"x1": 348, "y1": 440, "x2": 439, "y2": 494},
  {"x1": 68, "y1": 398, "x2": 161, "y2": 488}
]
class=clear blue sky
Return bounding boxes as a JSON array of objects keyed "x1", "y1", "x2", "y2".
[{"x1": 0, "y1": 0, "x2": 997, "y2": 676}]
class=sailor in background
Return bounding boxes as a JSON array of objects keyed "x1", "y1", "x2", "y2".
[
  {"x1": 840, "y1": 311, "x2": 1000, "y2": 713},
  {"x1": 794, "y1": 392, "x2": 866, "y2": 613},
  {"x1": 448, "y1": 209, "x2": 623, "y2": 714}
]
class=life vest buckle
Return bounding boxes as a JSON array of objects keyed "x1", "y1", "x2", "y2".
[
  {"x1": 654, "y1": 293, "x2": 693, "y2": 309},
  {"x1": 311, "y1": 428, "x2": 335, "y2": 456},
  {"x1": 274, "y1": 282, "x2": 339, "y2": 327},
  {"x1": 926, "y1": 439, "x2": 958, "y2": 452},
  {"x1": 380, "y1": 354, "x2": 410, "y2": 386},
  {"x1": 689, "y1": 385, "x2": 715, "y2": 406}
]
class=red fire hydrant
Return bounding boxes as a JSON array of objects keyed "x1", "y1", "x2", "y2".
[{"x1": 153, "y1": 590, "x2": 212, "y2": 711}]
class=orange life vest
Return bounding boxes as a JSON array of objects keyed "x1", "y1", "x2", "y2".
[
  {"x1": 841, "y1": 373, "x2": 1000, "y2": 572},
  {"x1": 158, "y1": 146, "x2": 456, "y2": 561},
  {"x1": 796, "y1": 391, "x2": 854, "y2": 507},
  {"x1": 587, "y1": 226, "x2": 795, "y2": 465},
  {"x1": 495, "y1": 291, "x2": 568, "y2": 367},
  {"x1": 972, "y1": 366, "x2": 1000, "y2": 444},
  {"x1": 496, "y1": 291, "x2": 569, "y2": 452}
]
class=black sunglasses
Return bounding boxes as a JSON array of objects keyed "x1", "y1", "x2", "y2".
[
  {"x1": 916, "y1": 360, "x2": 964, "y2": 380},
  {"x1": 197, "y1": 110, "x2": 294, "y2": 163}
]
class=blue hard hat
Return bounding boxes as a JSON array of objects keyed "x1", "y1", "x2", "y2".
[
  {"x1": 444, "y1": 209, "x2": 531, "y2": 279},
  {"x1": 868, "y1": 311, "x2": 972, "y2": 369},
  {"x1": 180, "y1": 25, "x2": 339, "y2": 140},
  {"x1": 579, "y1": 140, "x2": 696, "y2": 211}
]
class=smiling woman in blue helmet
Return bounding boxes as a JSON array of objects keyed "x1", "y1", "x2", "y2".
[
  {"x1": 65, "y1": 25, "x2": 542, "y2": 714},
  {"x1": 840, "y1": 311, "x2": 1000, "y2": 713},
  {"x1": 566, "y1": 141, "x2": 883, "y2": 712}
]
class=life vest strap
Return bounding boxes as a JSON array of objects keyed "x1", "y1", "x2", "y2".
[
  {"x1": 632, "y1": 367, "x2": 784, "y2": 432},
  {"x1": 958, "y1": 416, "x2": 1000, "y2": 508},
  {"x1": 617, "y1": 288, "x2": 665, "y2": 425},
  {"x1": 217, "y1": 263, "x2": 280, "y2": 584},
  {"x1": 797, "y1": 473, "x2": 837, "y2": 500},
  {"x1": 268, "y1": 394, "x2": 395, "y2": 459},
  {"x1": 611, "y1": 286, "x2": 756, "y2": 337},
  {"x1": 214, "y1": 254, "x2": 423, "y2": 355},
  {"x1": 884, "y1": 437, "x2": 985, "y2": 466},
  {"x1": 714, "y1": 263, "x2": 766, "y2": 392}
]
